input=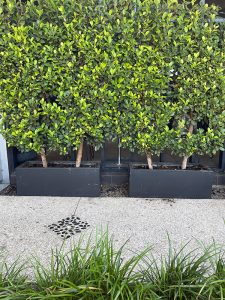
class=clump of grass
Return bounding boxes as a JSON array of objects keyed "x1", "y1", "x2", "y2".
[
  {"x1": 32, "y1": 233, "x2": 149, "y2": 299},
  {"x1": 140, "y1": 242, "x2": 216, "y2": 300},
  {"x1": 200, "y1": 252, "x2": 225, "y2": 299},
  {"x1": 1, "y1": 233, "x2": 225, "y2": 300},
  {"x1": 0, "y1": 257, "x2": 27, "y2": 299}
]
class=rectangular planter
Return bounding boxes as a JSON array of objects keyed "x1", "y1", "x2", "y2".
[
  {"x1": 16, "y1": 161, "x2": 100, "y2": 197},
  {"x1": 129, "y1": 164, "x2": 213, "y2": 199}
]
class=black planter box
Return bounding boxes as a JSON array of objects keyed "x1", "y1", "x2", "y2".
[
  {"x1": 129, "y1": 164, "x2": 213, "y2": 199},
  {"x1": 16, "y1": 161, "x2": 100, "y2": 197}
]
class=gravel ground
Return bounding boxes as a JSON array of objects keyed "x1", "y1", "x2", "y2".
[
  {"x1": 1, "y1": 184, "x2": 225, "y2": 198},
  {"x1": 0, "y1": 195, "x2": 225, "y2": 279},
  {"x1": 0, "y1": 179, "x2": 224, "y2": 277},
  {"x1": 101, "y1": 184, "x2": 128, "y2": 197}
]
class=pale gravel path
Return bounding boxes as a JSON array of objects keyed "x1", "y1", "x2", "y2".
[{"x1": 0, "y1": 196, "x2": 225, "y2": 276}]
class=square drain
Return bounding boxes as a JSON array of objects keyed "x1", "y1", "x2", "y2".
[{"x1": 48, "y1": 215, "x2": 90, "y2": 239}]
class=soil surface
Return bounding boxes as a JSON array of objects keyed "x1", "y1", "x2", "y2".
[
  {"x1": 23, "y1": 161, "x2": 99, "y2": 168},
  {"x1": 132, "y1": 164, "x2": 208, "y2": 170},
  {"x1": 1, "y1": 184, "x2": 225, "y2": 198}
]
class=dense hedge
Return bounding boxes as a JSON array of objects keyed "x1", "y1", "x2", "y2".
[
  {"x1": 0, "y1": 0, "x2": 225, "y2": 168},
  {"x1": 170, "y1": 1, "x2": 225, "y2": 169}
]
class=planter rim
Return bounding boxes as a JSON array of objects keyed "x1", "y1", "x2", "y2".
[
  {"x1": 129, "y1": 162, "x2": 213, "y2": 173},
  {"x1": 16, "y1": 160, "x2": 101, "y2": 170}
]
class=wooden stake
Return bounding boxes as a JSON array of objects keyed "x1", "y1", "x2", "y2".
[{"x1": 76, "y1": 141, "x2": 83, "y2": 168}]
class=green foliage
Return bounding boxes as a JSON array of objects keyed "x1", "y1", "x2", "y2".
[
  {"x1": 0, "y1": 257, "x2": 27, "y2": 298},
  {"x1": 0, "y1": 232, "x2": 225, "y2": 299},
  {"x1": 0, "y1": 0, "x2": 106, "y2": 158},
  {"x1": 117, "y1": 0, "x2": 225, "y2": 163},
  {"x1": 117, "y1": 0, "x2": 177, "y2": 156},
  {"x1": 170, "y1": 1, "x2": 225, "y2": 159},
  {"x1": 0, "y1": 0, "x2": 225, "y2": 167},
  {"x1": 32, "y1": 233, "x2": 148, "y2": 299}
]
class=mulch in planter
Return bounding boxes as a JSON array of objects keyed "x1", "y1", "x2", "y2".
[
  {"x1": 132, "y1": 164, "x2": 208, "y2": 171},
  {"x1": 24, "y1": 161, "x2": 98, "y2": 168}
]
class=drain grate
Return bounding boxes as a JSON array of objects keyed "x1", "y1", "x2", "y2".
[{"x1": 48, "y1": 215, "x2": 90, "y2": 239}]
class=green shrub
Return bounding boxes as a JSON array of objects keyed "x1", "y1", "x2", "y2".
[
  {"x1": 170, "y1": 1, "x2": 225, "y2": 169},
  {"x1": 0, "y1": 0, "x2": 225, "y2": 170},
  {"x1": 0, "y1": 0, "x2": 71, "y2": 167},
  {"x1": 117, "y1": 0, "x2": 177, "y2": 169},
  {"x1": 117, "y1": 0, "x2": 225, "y2": 169},
  {"x1": 0, "y1": 0, "x2": 106, "y2": 167}
]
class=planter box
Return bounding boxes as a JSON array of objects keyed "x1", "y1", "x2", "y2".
[
  {"x1": 16, "y1": 161, "x2": 100, "y2": 197},
  {"x1": 129, "y1": 164, "x2": 213, "y2": 199}
]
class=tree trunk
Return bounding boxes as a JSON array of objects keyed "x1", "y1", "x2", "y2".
[
  {"x1": 146, "y1": 152, "x2": 153, "y2": 170},
  {"x1": 181, "y1": 123, "x2": 194, "y2": 170},
  {"x1": 76, "y1": 141, "x2": 83, "y2": 168},
  {"x1": 181, "y1": 156, "x2": 188, "y2": 170},
  {"x1": 40, "y1": 148, "x2": 48, "y2": 168}
]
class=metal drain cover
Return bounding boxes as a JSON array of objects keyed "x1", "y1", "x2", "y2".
[{"x1": 48, "y1": 215, "x2": 90, "y2": 239}]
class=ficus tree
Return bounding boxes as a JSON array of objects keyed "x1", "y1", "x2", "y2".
[
  {"x1": 119, "y1": 0, "x2": 225, "y2": 170},
  {"x1": 59, "y1": 0, "x2": 139, "y2": 165},
  {"x1": 170, "y1": 0, "x2": 225, "y2": 169},
  {"x1": 0, "y1": 0, "x2": 71, "y2": 168},
  {"x1": 55, "y1": 0, "x2": 108, "y2": 167},
  {"x1": 117, "y1": 0, "x2": 177, "y2": 169},
  {"x1": 0, "y1": 0, "x2": 107, "y2": 168}
]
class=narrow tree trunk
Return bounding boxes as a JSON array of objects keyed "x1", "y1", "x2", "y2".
[
  {"x1": 40, "y1": 148, "x2": 48, "y2": 168},
  {"x1": 76, "y1": 141, "x2": 83, "y2": 168},
  {"x1": 146, "y1": 152, "x2": 153, "y2": 170},
  {"x1": 181, "y1": 123, "x2": 194, "y2": 170},
  {"x1": 181, "y1": 156, "x2": 188, "y2": 170}
]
